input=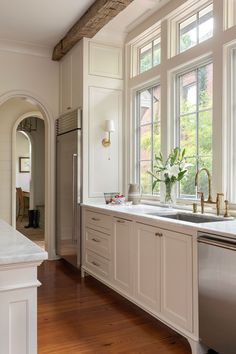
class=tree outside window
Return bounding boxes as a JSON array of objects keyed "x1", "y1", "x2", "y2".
[
  {"x1": 177, "y1": 62, "x2": 213, "y2": 199},
  {"x1": 137, "y1": 85, "x2": 161, "y2": 194}
]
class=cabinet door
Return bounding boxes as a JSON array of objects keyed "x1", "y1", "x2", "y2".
[
  {"x1": 60, "y1": 54, "x2": 72, "y2": 114},
  {"x1": 161, "y1": 230, "x2": 193, "y2": 331},
  {"x1": 112, "y1": 218, "x2": 133, "y2": 294},
  {"x1": 134, "y1": 223, "x2": 161, "y2": 312}
]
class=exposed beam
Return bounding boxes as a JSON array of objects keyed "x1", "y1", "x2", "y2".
[{"x1": 52, "y1": 0, "x2": 134, "y2": 61}]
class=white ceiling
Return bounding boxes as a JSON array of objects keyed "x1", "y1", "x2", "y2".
[{"x1": 0, "y1": 0, "x2": 170, "y2": 50}]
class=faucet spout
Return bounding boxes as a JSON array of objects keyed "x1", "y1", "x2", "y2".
[{"x1": 195, "y1": 168, "x2": 213, "y2": 203}]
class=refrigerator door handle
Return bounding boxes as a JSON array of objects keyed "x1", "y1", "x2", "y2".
[{"x1": 72, "y1": 153, "x2": 78, "y2": 244}]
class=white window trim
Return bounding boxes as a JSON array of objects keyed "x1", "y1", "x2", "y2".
[
  {"x1": 223, "y1": 40, "x2": 236, "y2": 207},
  {"x1": 169, "y1": 54, "x2": 213, "y2": 201},
  {"x1": 131, "y1": 78, "x2": 160, "y2": 194},
  {"x1": 129, "y1": 24, "x2": 161, "y2": 78},
  {"x1": 223, "y1": 0, "x2": 236, "y2": 30},
  {"x1": 168, "y1": 0, "x2": 213, "y2": 58}
]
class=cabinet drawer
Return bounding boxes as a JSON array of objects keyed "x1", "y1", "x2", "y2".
[
  {"x1": 85, "y1": 250, "x2": 111, "y2": 279},
  {"x1": 85, "y1": 210, "x2": 111, "y2": 232},
  {"x1": 85, "y1": 228, "x2": 111, "y2": 259}
]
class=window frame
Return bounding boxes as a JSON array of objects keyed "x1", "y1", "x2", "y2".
[
  {"x1": 168, "y1": 0, "x2": 213, "y2": 58},
  {"x1": 138, "y1": 36, "x2": 161, "y2": 75},
  {"x1": 134, "y1": 81, "x2": 161, "y2": 198},
  {"x1": 129, "y1": 24, "x2": 161, "y2": 78},
  {"x1": 171, "y1": 54, "x2": 214, "y2": 204}
]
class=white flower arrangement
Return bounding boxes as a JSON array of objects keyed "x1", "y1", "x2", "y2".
[{"x1": 148, "y1": 147, "x2": 189, "y2": 191}]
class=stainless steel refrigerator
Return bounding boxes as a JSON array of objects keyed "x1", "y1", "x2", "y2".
[{"x1": 56, "y1": 108, "x2": 82, "y2": 268}]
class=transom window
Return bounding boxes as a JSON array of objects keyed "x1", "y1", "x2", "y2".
[
  {"x1": 137, "y1": 85, "x2": 161, "y2": 195},
  {"x1": 179, "y1": 4, "x2": 213, "y2": 53},
  {"x1": 177, "y1": 62, "x2": 213, "y2": 199},
  {"x1": 139, "y1": 37, "x2": 161, "y2": 74}
]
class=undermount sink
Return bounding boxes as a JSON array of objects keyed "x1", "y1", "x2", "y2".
[{"x1": 146, "y1": 212, "x2": 230, "y2": 223}]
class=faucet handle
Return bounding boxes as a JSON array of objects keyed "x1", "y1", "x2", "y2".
[
  {"x1": 197, "y1": 192, "x2": 204, "y2": 214},
  {"x1": 216, "y1": 193, "x2": 224, "y2": 216},
  {"x1": 197, "y1": 191, "x2": 204, "y2": 199}
]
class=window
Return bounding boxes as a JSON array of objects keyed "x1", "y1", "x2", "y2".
[
  {"x1": 179, "y1": 4, "x2": 213, "y2": 53},
  {"x1": 137, "y1": 85, "x2": 161, "y2": 195},
  {"x1": 139, "y1": 38, "x2": 161, "y2": 74},
  {"x1": 177, "y1": 62, "x2": 213, "y2": 199}
]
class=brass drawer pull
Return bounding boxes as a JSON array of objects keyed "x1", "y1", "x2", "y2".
[
  {"x1": 91, "y1": 217, "x2": 100, "y2": 221},
  {"x1": 92, "y1": 238, "x2": 100, "y2": 243},
  {"x1": 155, "y1": 232, "x2": 163, "y2": 237},
  {"x1": 91, "y1": 261, "x2": 100, "y2": 267},
  {"x1": 117, "y1": 219, "x2": 125, "y2": 223}
]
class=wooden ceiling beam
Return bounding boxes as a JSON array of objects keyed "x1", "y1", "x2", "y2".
[{"x1": 52, "y1": 0, "x2": 134, "y2": 61}]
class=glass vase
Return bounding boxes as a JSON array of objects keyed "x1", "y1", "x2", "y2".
[{"x1": 164, "y1": 181, "x2": 176, "y2": 207}]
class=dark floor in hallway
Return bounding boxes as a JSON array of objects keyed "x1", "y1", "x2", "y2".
[
  {"x1": 16, "y1": 216, "x2": 45, "y2": 249},
  {"x1": 38, "y1": 260, "x2": 191, "y2": 354}
]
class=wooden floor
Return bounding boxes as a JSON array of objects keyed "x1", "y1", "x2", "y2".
[
  {"x1": 16, "y1": 216, "x2": 45, "y2": 249},
  {"x1": 38, "y1": 260, "x2": 191, "y2": 354}
]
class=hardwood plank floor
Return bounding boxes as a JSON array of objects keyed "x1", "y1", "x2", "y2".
[{"x1": 38, "y1": 260, "x2": 191, "y2": 354}]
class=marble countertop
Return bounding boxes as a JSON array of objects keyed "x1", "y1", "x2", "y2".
[
  {"x1": 0, "y1": 219, "x2": 48, "y2": 265},
  {"x1": 82, "y1": 202, "x2": 236, "y2": 238}
]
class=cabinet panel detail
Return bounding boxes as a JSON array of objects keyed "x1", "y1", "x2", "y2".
[
  {"x1": 113, "y1": 219, "x2": 133, "y2": 294},
  {"x1": 88, "y1": 86, "x2": 122, "y2": 198},
  {"x1": 161, "y1": 230, "x2": 193, "y2": 331},
  {"x1": 89, "y1": 42, "x2": 122, "y2": 79},
  {"x1": 135, "y1": 224, "x2": 161, "y2": 312}
]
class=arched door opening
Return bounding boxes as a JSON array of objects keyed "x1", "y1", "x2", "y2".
[
  {"x1": 16, "y1": 116, "x2": 45, "y2": 249},
  {"x1": 0, "y1": 92, "x2": 56, "y2": 259}
]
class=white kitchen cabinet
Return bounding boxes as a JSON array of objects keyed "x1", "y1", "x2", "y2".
[
  {"x1": 161, "y1": 229, "x2": 193, "y2": 331},
  {"x1": 112, "y1": 217, "x2": 133, "y2": 295},
  {"x1": 60, "y1": 54, "x2": 72, "y2": 114},
  {"x1": 134, "y1": 222, "x2": 193, "y2": 332},
  {"x1": 60, "y1": 42, "x2": 83, "y2": 115},
  {"x1": 82, "y1": 206, "x2": 194, "y2": 340},
  {"x1": 134, "y1": 223, "x2": 161, "y2": 312},
  {"x1": 82, "y1": 210, "x2": 112, "y2": 282}
]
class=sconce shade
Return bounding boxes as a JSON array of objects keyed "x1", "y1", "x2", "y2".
[{"x1": 104, "y1": 119, "x2": 115, "y2": 132}]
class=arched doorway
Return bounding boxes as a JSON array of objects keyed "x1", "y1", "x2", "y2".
[
  {"x1": 15, "y1": 115, "x2": 45, "y2": 249},
  {"x1": 0, "y1": 91, "x2": 56, "y2": 259}
]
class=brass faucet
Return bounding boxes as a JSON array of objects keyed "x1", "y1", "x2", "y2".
[{"x1": 194, "y1": 168, "x2": 224, "y2": 215}]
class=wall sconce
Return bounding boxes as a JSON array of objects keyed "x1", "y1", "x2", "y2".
[{"x1": 102, "y1": 120, "x2": 115, "y2": 147}]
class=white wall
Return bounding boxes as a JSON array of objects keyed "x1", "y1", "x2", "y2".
[
  {"x1": 0, "y1": 49, "x2": 59, "y2": 117},
  {"x1": 29, "y1": 118, "x2": 45, "y2": 208},
  {"x1": 16, "y1": 131, "x2": 30, "y2": 192}
]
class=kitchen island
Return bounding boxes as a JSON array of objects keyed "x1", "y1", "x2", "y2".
[{"x1": 0, "y1": 219, "x2": 47, "y2": 354}]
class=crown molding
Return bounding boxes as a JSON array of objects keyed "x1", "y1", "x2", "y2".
[{"x1": 0, "y1": 39, "x2": 52, "y2": 58}]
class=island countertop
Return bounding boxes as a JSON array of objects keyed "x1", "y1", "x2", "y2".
[{"x1": 0, "y1": 219, "x2": 48, "y2": 265}]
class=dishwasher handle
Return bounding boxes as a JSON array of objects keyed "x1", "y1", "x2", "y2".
[{"x1": 198, "y1": 235, "x2": 236, "y2": 251}]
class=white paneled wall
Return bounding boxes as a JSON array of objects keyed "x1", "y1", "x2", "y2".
[
  {"x1": 88, "y1": 86, "x2": 122, "y2": 197},
  {"x1": 83, "y1": 40, "x2": 124, "y2": 201}
]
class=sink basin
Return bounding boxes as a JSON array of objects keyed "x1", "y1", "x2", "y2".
[{"x1": 147, "y1": 212, "x2": 230, "y2": 223}]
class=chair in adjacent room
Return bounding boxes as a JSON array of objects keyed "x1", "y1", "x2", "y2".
[{"x1": 16, "y1": 187, "x2": 26, "y2": 222}]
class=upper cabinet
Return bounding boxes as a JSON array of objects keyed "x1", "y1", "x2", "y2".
[
  {"x1": 59, "y1": 42, "x2": 83, "y2": 115},
  {"x1": 89, "y1": 42, "x2": 123, "y2": 79}
]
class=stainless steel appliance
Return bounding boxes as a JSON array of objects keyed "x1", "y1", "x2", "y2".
[
  {"x1": 198, "y1": 233, "x2": 236, "y2": 354},
  {"x1": 56, "y1": 108, "x2": 82, "y2": 267}
]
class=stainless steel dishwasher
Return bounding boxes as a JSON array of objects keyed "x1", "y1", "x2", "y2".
[{"x1": 198, "y1": 233, "x2": 236, "y2": 354}]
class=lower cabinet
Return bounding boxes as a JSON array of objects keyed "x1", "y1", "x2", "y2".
[
  {"x1": 134, "y1": 222, "x2": 193, "y2": 332},
  {"x1": 112, "y1": 217, "x2": 133, "y2": 295},
  {"x1": 134, "y1": 223, "x2": 161, "y2": 312},
  {"x1": 161, "y1": 229, "x2": 193, "y2": 331},
  {"x1": 82, "y1": 208, "x2": 193, "y2": 335}
]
